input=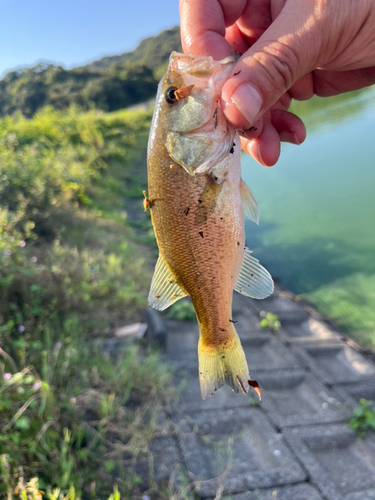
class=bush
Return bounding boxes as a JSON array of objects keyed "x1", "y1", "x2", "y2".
[{"x1": 0, "y1": 107, "x2": 153, "y2": 342}]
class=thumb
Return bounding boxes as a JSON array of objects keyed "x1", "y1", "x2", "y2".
[{"x1": 221, "y1": 2, "x2": 330, "y2": 127}]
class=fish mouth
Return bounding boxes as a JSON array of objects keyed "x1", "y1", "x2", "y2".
[{"x1": 169, "y1": 52, "x2": 239, "y2": 81}]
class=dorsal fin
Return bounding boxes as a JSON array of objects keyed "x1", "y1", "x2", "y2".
[
  {"x1": 240, "y1": 179, "x2": 259, "y2": 225},
  {"x1": 148, "y1": 254, "x2": 187, "y2": 311},
  {"x1": 235, "y1": 248, "x2": 274, "y2": 299}
]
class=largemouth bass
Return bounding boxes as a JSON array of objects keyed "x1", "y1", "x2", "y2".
[{"x1": 146, "y1": 52, "x2": 274, "y2": 399}]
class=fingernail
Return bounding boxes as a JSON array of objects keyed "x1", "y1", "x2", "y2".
[
  {"x1": 231, "y1": 83, "x2": 263, "y2": 126},
  {"x1": 247, "y1": 141, "x2": 265, "y2": 166},
  {"x1": 279, "y1": 131, "x2": 300, "y2": 145}
]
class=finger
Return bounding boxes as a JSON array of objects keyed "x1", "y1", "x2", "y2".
[
  {"x1": 288, "y1": 73, "x2": 314, "y2": 101},
  {"x1": 179, "y1": 0, "x2": 245, "y2": 59},
  {"x1": 225, "y1": 23, "x2": 250, "y2": 54},
  {"x1": 242, "y1": 115, "x2": 281, "y2": 166},
  {"x1": 238, "y1": 117, "x2": 264, "y2": 140},
  {"x1": 313, "y1": 67, "x2": 375, "y2": 97},
  {"x1": 271, "y1": 109, "x2": 306, "y2": 145},
  {"x1": 236, "y1": 0, "x2": 272, "y2": 46},
  {"x1": 270, "y1": 92, "x2": 291, "y2": 111},
  {"x1": 233, "y1": 94, "x2": 291, "y2": 149},
  {"x1": 220, "y1": 0, "x2": 332, "y2": 128}
]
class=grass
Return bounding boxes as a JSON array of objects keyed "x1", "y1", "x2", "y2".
[
  {"x1": 0, "y1": 344, "x2": 176, "y2": 498},
  {"x1": 0, "y1": 106, "x2": 186, "y2": 498},
  {"x1": 349, "y1": 398, "x2": 375, "y2": 438}
]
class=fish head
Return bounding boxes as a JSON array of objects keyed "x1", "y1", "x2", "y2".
[{"x1": 151, "y1": 52, "x2": 238, "y2": 176}]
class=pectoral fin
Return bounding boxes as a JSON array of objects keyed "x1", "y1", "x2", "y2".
[
  {"x1": 241, "y1": 179, "x2": 259, "y2": 225},
  {"x1": 235, "y1": 248, "x2": 274, "y2": 299},
  {"x1": 148, "y1": 254, "x2": 187, "y2": 311}
]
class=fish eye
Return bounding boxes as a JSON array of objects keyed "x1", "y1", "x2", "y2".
[{"x1": 165, "y1": 87, "x2": 178, "y2": 104}]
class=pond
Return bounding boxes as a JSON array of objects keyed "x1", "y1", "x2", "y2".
[{"x1": 242, "y1": 86, "x2": 375, "y2": 348}]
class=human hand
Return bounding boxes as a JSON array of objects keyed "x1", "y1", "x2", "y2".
[{"x1": 180, "y1": 0, "x2": 375, "y2": 166}]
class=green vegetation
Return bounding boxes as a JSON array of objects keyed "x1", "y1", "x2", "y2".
[
  {"x1": 84, "y1": 26, "x2": 181, "y2": 78},
  {"x1": 0, "y1": 62, "x2": 157, "y2": 118},
  {"x1": 0, "y1": 106, "x2": 184, "y2": 498},
  {"x1": 259, "y1": 312, "x2": 281, "y2": 332},
  {"x1": 0, "y1": 27, "x2": 180, "y2": 119},
  {"x1": 349, "y1": 398, "x2": 375, "y2": 437},
  {"x1": 0, "y1": 346, "x2": 174, "y2": 499},
  {"x1": 0, "y1": 106, "x2": 153, "y2": 332},
  {"x1": 163, "y1": 299, "x2": 196, "y2": 322}
]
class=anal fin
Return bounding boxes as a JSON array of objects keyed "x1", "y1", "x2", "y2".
[
  {"x1": 235, "y1": 248, "x2": 274, "y2": 299},
  {"x1": 148, "y1": 254, "x2": 187, "y2": 311}
]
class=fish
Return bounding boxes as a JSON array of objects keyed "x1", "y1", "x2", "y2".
[{"x1": 146, "y1": 52, "x2": 274, "y2": 399}]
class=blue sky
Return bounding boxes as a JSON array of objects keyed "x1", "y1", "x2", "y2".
[{"x1": 0, "y1": 0, "x2": 180, "y2": 76}]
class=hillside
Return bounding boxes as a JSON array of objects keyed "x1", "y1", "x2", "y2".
[
  {"x1": 0, "y1": 26, "x2": 181, "y2": 118},
  {"x1": 83, "y1": 25, "x2": 181, "y2": 75}
]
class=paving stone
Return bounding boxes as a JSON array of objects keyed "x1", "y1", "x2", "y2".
[
  {"x1": 243, "y1": 335, "x2": 301, "y2": 371},
  {"x1": 284, "y1": 424, "x2": 375, "y2": 500},
  {"x1": 233, "y1": 292, "x2": 261, "y2": 317},
  {"x1": 278, "y1": 317, "x2": 343, "y2": 344},
  {"x1": 255, "y1": 369, "x2": 351, "y2": 428},
  {"x1": 144, "y1": 306, "x2": 167, "y2": 349},
  {"x1": 235, "y1": 313, "x2": 271, "y2": 339},
  {"x1": 333, "y1": 379, "x2": 375, "y2": 408},
  {"x1": 247, "y1": 295, "x2": 309, "y2": 323},
  {"x1": 175, "y1": 408, "x2": 306, "y2": 497},
  {"x1": 135, "y1": 436, "x2": 183, "y2": 488},
  {"x1": 166, "y1": 320, "x2": 199, "y2": 372},
  {"x1": 291, "y1": 343, "x2": 375, "y2": 384},
  {"x1": 174, "y1": 371, "x2": 255, "y2": 413},
  {"x1": 174, "y1": 336, "x2": 301, "y2": 413},
  {"x1": 226, "y1": 483, "x2": 323, "y2": 500},
  {"x1": 161, "y1": 296, "x2": 375, "y2": 500}
]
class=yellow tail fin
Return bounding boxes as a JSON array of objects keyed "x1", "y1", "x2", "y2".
[{"x1": 198, "y1": 326, "x2": 250, "y2": 399}]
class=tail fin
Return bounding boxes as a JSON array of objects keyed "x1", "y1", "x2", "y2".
[{"x1": 198, "y1": 326, "x2": 250, "y2": 399}]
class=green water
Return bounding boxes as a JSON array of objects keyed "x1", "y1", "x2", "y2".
[{"x1": 242, "y1": 86, "x2": 375, "y2": 348}]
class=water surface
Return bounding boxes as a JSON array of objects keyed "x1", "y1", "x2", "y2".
[{"x1": 242, "y1": 87, "x2": 375, "y2": 348}]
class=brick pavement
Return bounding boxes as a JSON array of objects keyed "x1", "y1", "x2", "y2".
[{"x1": 145, "y1": 286, "x2": 375, "y2": 499}]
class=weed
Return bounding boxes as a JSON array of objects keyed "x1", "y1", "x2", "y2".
[
  {"x1": 0, "y1": 342, "x2": 177, "y2": 498},
  {"x1": 259, "y1": 311, "x2": 281, "y2": 332},
  {"x1": 249, "y1": 397, "x2": 260, "y2": 408},
  {"x1": 349, "y1": 398, "x2": 375, "y2": 437}
]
